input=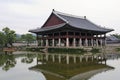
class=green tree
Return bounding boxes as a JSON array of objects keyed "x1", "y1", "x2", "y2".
[
  {"x1": 21, "y1": 33, "x2": 36, "y2": 46},
  {"x1": 0, "y1": 32, "x2": 5, "y2": 47},
  {"x1": 2, "y1": 27, "x2": 16, "y2": 47}
]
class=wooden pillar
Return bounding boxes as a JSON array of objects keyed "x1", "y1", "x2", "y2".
[
  {"x1": 58, "y1": 32, "x2": 61, "y2": 47},
  {"x1": 91, "y1": 38, "x2": 93, "y2": 47},
  {"x1": 52, "y1": 39, "x2": 54, "y2": 47},
  {"x1": 66, "y1": 38, "x2": 69, "y2": 47},
  {"x1": 58, "y1": 38, "x2": 61, "y2": 47},
  {"x1": 85, "y1": 33, "x2": 88, "y2": 46},
  {"x1": 79, "y1": 38, "x2": 82, "y2": 47},
  {"x1": 41, "y1": 39, "x2": 43, "y2": 46},
  {"x1": 36, "y1": 34, "x2": 39, "y2": 46},
  {"x1": 46, "y1": 39, "x2": 48, "y2": 47},
  {"x1": 100, "y1": 35, "x2": 103, "y2": 47},
  {"x1": 41, "y1": 35, "x2": 43, "y2": 46},
  {"x1": 96, "y1": 35, "x2": 98, "y2": 47},
  {"x1": 73, "y1": 32, "x2": 76, "y2": 47},
  {"x1": 73, "y1": 38, "x2": 76, "y2": 47},
  {"x1": 85, "y1": 38, "x2": 88, "y2": 46},
  {"x1": 52, "y1": 33, "x2": 54, "y2": 47},
  {"x1": 66, "y1": 32, "x2": 69, "y2": 47},
  {"x1": 104, "y1": 34, "x2": 106, "y2": 46}
]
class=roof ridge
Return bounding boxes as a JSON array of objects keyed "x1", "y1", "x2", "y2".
[{"x1": 53, "y1": 10, "x2": 85, "y2": 19}]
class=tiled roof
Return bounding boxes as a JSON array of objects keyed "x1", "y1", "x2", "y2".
[
  {"x1": 53, "y1": 10, "x2": 113, "y2": 32},
  {"x1": 29, "y1": 10, "x2": 114, "y2": 33}
]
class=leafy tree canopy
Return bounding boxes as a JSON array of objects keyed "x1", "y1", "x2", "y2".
[
  {"x1": 21, "y1": 33, "x2": 36, "y2": 46},
  {"x1": 0, "y1": 27, "x2": 16, "y2": 47}
]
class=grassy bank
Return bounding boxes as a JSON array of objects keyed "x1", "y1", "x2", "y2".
[
  {"x1": 48, "y1": 48, "x2": 86, "y2": 54},
  {"x1": 26, "y1": 47, "x2": 101, "y2": 54},
  {"x1": 26, "y1": 47, "x2": 44, "y2": 52}
]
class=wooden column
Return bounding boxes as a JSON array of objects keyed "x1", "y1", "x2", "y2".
[
  {"x1": 58, "y1": 38, "x2": 61, "y2": 47},
  {"x1": 66, "y1": 38, "x2": 69, "y2": 47},
  {"x1": 96, "y1": 35, "x2": 98, "y2": 47},
  {"x1": 104, "y1": 34, "x2": 106, "y2": 46},
  {"x1": 66, "y1": 32, "x2": 69, "y2": 47},
  {"x1": 91, "y1": 38, "x2": 93, "y2": 47},
  {"x1": 100, "y1": 35, "x2": 103, "y2": 47},
  {"x1": 86, "y1": 38, "x2": 88, "y2": 46},
  {"x1": 73, "y1": 32, "x2": 76, "y2": 47},
  {"x1": 52, "y1": 38, "x2": 55, "y2": 47},
  {"x1": 41, "y1": 35, "x2": 43, "y2": 46},
  {"x1": 79, "y1": 38, "x2": 82, "y2": 47},
  {"x1": 85, "y1": 33, "x2": 88, "y2": 46},
  {"x1": 73, "y1": 38, "x2": 76, "y2": 47},
  {"x1": 36, "y1": 34, "x2": 39, "y2": 46},
  {"x1": 58, "y1": 32, "x2": 61, "y2": 47},
  {"x1": 46, "y1": 39, "x2": 48, "y2": 47},
  {"x1": 52, "y1": 33, "x2": 54, "y2": 47}
]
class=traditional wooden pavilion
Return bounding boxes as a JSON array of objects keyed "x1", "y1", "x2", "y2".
[{"x1": 29, "y1": 10, "x2": 114, "y2": 48}]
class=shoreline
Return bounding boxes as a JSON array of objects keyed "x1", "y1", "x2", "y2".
[
  {"x1": 29, "y1": 68, "x2": 65, "y2": 79},
  {"x1": 30, "y1": 67, "x2": 113, "y2": 80},
  {"x1": 69, "y1": 68, "x2": 112, "y2": 80}
]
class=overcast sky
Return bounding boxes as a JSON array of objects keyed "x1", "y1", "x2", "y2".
[{"x1": 0, "y1": 0, "x2": 120, "y2": 35}]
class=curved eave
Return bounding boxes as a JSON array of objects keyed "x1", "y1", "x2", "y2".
[{"x1": 29, "y1": 23, "x2": 66, "y2": 33}]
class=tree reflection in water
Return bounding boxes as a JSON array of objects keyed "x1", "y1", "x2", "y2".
[
  {"x1": 0, "y1": 52, "x2": 16, "y2": 71},
  {"x1": 21, "y1": 53, "x2": 35, "y2": 64},
  {"x1": 0, "y1": 52, "x2": 36, "y2": 71}
]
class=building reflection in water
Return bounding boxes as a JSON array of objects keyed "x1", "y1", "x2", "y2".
[
  {"x1": 30, "y1": 53, "x2": 108, "y2": 80},
  {"x1": 37, "y1": 53, "x2": 107, "y2": 65}
]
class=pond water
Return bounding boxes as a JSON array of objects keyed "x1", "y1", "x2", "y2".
[
  {"x1": 0, "y1": 53, "x2": 46, "y2": 80},
  {"x1": 89, "y1": 55, "x2": 120, "y2": 80},
  {"x1": 0, "y1": 52, "x2": 120, "y2": 80}
]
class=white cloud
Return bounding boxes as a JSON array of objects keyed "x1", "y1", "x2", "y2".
[{"x1": 0, "y1": 0, "x2": 120, "y2": 34}]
